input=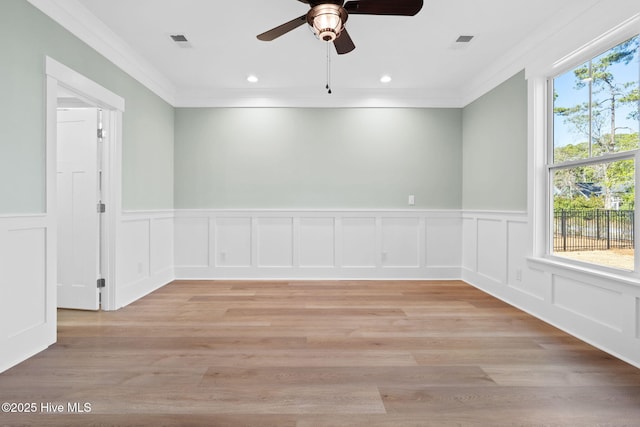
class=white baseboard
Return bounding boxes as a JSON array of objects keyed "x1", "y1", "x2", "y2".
[{"x1": 461, "y1": 210, "x2": 640, "y2": 369}]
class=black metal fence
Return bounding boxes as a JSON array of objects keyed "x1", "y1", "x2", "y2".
[{"x1": 554, "y1": 209, "x2": 634, "y2": 252}]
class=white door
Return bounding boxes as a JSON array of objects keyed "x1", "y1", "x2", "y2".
[{"x1": 56, "y1": 108, "x2": 100, "y2": 310}]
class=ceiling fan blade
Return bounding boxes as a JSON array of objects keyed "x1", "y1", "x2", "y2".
[
  {"x1": 334, "y1": 28, "x2": 356, "y2": 54},
  {"x1": 344, "y1": 0, "x2": 423, "y2": 16},
  {"x1": 257, "y1": 15, "x2": 307, "y2": 41}
]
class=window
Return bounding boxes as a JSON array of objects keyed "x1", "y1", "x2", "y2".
[{"x1": 550, "y1": 35, "x2": 640, "y2": 271}]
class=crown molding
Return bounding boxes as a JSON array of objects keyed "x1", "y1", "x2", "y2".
[
  {"x1": 29, "y1": 0, "x2": 639, "y2": 110},
  {"x1": 27, "y1": 0, "x2": 177, "y2": 105},
  {"x1": 461, "y1": 0, "x2": 640, "y2": 106},
  {"x1": 459, "y1": 0, "x2": 602, "y2": 106},
  {"x1": 174, "y1": 88, "x2": 465, "y2": 109},
  {"x1": 26, "y1": 0, "x2": 466, "y2": 109}
]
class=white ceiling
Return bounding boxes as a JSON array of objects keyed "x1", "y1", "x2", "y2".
[{"x1": 40, "y1": 0, "x2": 604, "y2": 107}]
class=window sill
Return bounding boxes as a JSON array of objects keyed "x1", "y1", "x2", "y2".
[{"x1": 527, "y1": 256, "x2": 640, "y2": 290}]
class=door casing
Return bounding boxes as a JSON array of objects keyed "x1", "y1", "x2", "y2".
[{"x1": 46, "y1": 56, "x2": 125, "y2": 312}]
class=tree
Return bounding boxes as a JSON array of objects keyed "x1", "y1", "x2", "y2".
[
  {"x1": 573, "y1": 37, "x2": 638, "y2": 153},
  {"x1": 554, "y1": 35, "x2": 639, "y2": 209}
]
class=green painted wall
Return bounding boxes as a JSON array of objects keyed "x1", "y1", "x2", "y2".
[
  {"x1": 174, "y1": 108, "x2": 462, "y2": 209},
  {"x1": 462, "y1": 71, "x2": 528, "y2": 211},
  {"x1": 0, "y1": 0, "x2": 528, "y2": 214},
  {"x1": 0, "y1": 0, "x2": 174, "y2": 213}
]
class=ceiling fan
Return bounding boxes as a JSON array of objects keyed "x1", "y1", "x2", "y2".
[{"x1": 257, "y1": 0, "x2": 424, "y2": 55}]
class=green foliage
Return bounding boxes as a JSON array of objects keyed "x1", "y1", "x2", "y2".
[
  {"x1": 553, "y1": 141, "x2": 588, "y2": 162},
  {"x1": 621, "y1": 189, "x2": 635, "y2": 209},
  {"x1": 621, "y1": 87, "x2": 639, "y2": 121},
  {"x1": 554, "y1": 195, "x2": 604, "y2": 210}
]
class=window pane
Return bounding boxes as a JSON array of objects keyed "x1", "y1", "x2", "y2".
[
  {"x1": 554, "y1": 35, "x2": 640, "y2": 163},
  {"x1": 554, "y1": 61, "x2": 591, "y2": 162},
  {"x1": 553, "y1": 159, "x2": 635, "y2": 270},
  {"x1": 590, "y1": 37, "x2": 640, "y2": 156}
]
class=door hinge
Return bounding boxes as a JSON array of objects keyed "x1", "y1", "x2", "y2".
[
  {"x1": 97, "y1": 128, "x2": 105, "y2": 140},
  {"x1": 97, "y1": 278, "x2": 106, "y2": 288},
  {"x1": 97, "y1": 202, "x2": 106, "y2": 213}
]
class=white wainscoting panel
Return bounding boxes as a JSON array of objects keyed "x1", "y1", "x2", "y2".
[
  {"x1": 381, "y1": 217, "x2": 420, "y2": 268},
  {"x1": 299, "y1": 217, "x2": 335, "y2": 268},
  {"x1": 174, "y1": 216, "x2": 209, "y2": 268},
  {"x1": 462, "y1": 217, "x2": 477, "y2": 272},
  {"x1": 477, "y1": 218, "x2": 507, "y2": 284},
  {"x1": 637, "y1": 298, "x2": 640, "y2": 339},
  {"x1": 342, "y1": 217, "x2": 377, "y2": 268},
  {"x1": 552, "y1": 275, "x2": 624, "y2": 332},
  {"x1": 151, "y1": 217, "x2": 174, "y2": 276},
  {"x1": 0, "y1": 215, "x2": 55, "y2": 373},
  {"x1": 425, "y1": 217, "x2": 462, "y2": 268},
  {"x1": 506, "y1": 220, "x2": 544, "y2": 299},
  {"x1": 5, "y1": 227, "x2": 48, "y2": 337},
  {"x1": 257, "y1": 217, "x2": 294, "y2": 267},
  {"x1": 462, "y1": 210, "x2": 640, "y2": 368},
  {"x1": 175, "y1": 210, "x2": 462, "y2": 279},
  {"x1": 119, "y1": 219, "x2": 150, "y2": 284},
  {"x1": 215, "y1": 217, "x2": 252, "y2": 267},
  {"x1": 116, "y1": 211, "x2": 174, "y2": 308}
]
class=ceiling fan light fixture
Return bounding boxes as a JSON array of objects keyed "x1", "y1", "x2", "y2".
[{"x1": 308, "y1": 4, "x2": 347, "y2": 42}]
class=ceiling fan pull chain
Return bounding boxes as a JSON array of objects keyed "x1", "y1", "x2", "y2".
[{"x1": 326, "y1": 41, "x2": 332, "y2": 94}]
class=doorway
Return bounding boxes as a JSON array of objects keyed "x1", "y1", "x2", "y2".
[{"x1": 46, "y1": 56, "x2": 125, "y2": 312}]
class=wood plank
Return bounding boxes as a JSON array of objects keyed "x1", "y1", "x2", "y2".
[{"x1": 0, "y1": 279, "x2": 638, "y2": 426}]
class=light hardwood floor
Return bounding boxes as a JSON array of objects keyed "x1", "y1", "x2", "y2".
[{"x1": 1, "y1": 280, "x2": 640, "y2": 426}]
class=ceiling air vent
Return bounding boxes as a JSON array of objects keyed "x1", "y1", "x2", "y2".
[
  {"x1": 170, "y1": 34, "x2": 192, "y2": 48},
  {"x1": 455, "y1": 35, "x2": 474, "y2": 43},
  {"x1": 450, "y1": 35, "x2": 475, "y2": 50}
]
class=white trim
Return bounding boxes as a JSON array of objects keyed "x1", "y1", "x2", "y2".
[
  {"x1": 526, "y1": 4, "x2": 640, "y2": 79},
  {"x1": 465, "y1": 1, "x2": 640, "y2": 107},
  {"x1": 519, "y1": 9, "x2": 640, "y2": 369},
  {"x1": 45, "y1": 57, "x2": 125, "y2": 311},
  {"x1": 461, "y1": 210, "x2": 640, "y2": 369},
  {"x1": 461, "y1": 0, "x2": 601, "y2": 106},
  {"x1": 528, "y1": 77, "x2": 550, "y2": 259},
  {"x1": 28, "y1": 0, "x2": 175, "y2": 105},
  {"x1": 528, "y1": 257, "x2": 640, "y2": 292},
  {"x1": 117, "y1": 211, "x2": 174, "y2": 309},
  {"x1": 551, "y1": 13, "x2": 640, "y2": 76},
  {"x1": 549, "y1": 150, "x2": 638, "y2": 170},
  {"x1": 174, "y1": 208, "x2": 463, "y2": 280},
  {"x1": 0, "y1": 214, "x2": 56, "y2": 373},
  {"x1": 534, "y1": 27, "x2": 640, "y2": 276},
  {"x1": 45, "y1": 57, "x2": 125, "y2": 112},
  {"x1": 174, "y1": 208, "x2": 461, "y2": 216},
  {"x1": 27, "y1": 0, "x2": 640, "y2": 109},
  {"x1": 101, "y1": 109, "x2": 123, "y2": 311},
  {"x1": 174, "y1": 88, "x2": 465, "y2": 109}
]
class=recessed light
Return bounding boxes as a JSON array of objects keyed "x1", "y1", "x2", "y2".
[
  {"x1": 247, "y1": 75, "x2": 259, "y2": 83},
  {"x1": 380, "y1": 75, "x2": 392, "y2": 84}
]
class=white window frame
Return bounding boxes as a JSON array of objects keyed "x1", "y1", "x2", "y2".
[
  {"x1": 546, "y1": 152, "x2": 639, "y2": 273},
  {"x1": 529, "y1": 15, "x2": 640, "y2": 284},
  {"x1": 548, "y1": 35, "x2": 640, "y2": 274}
]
